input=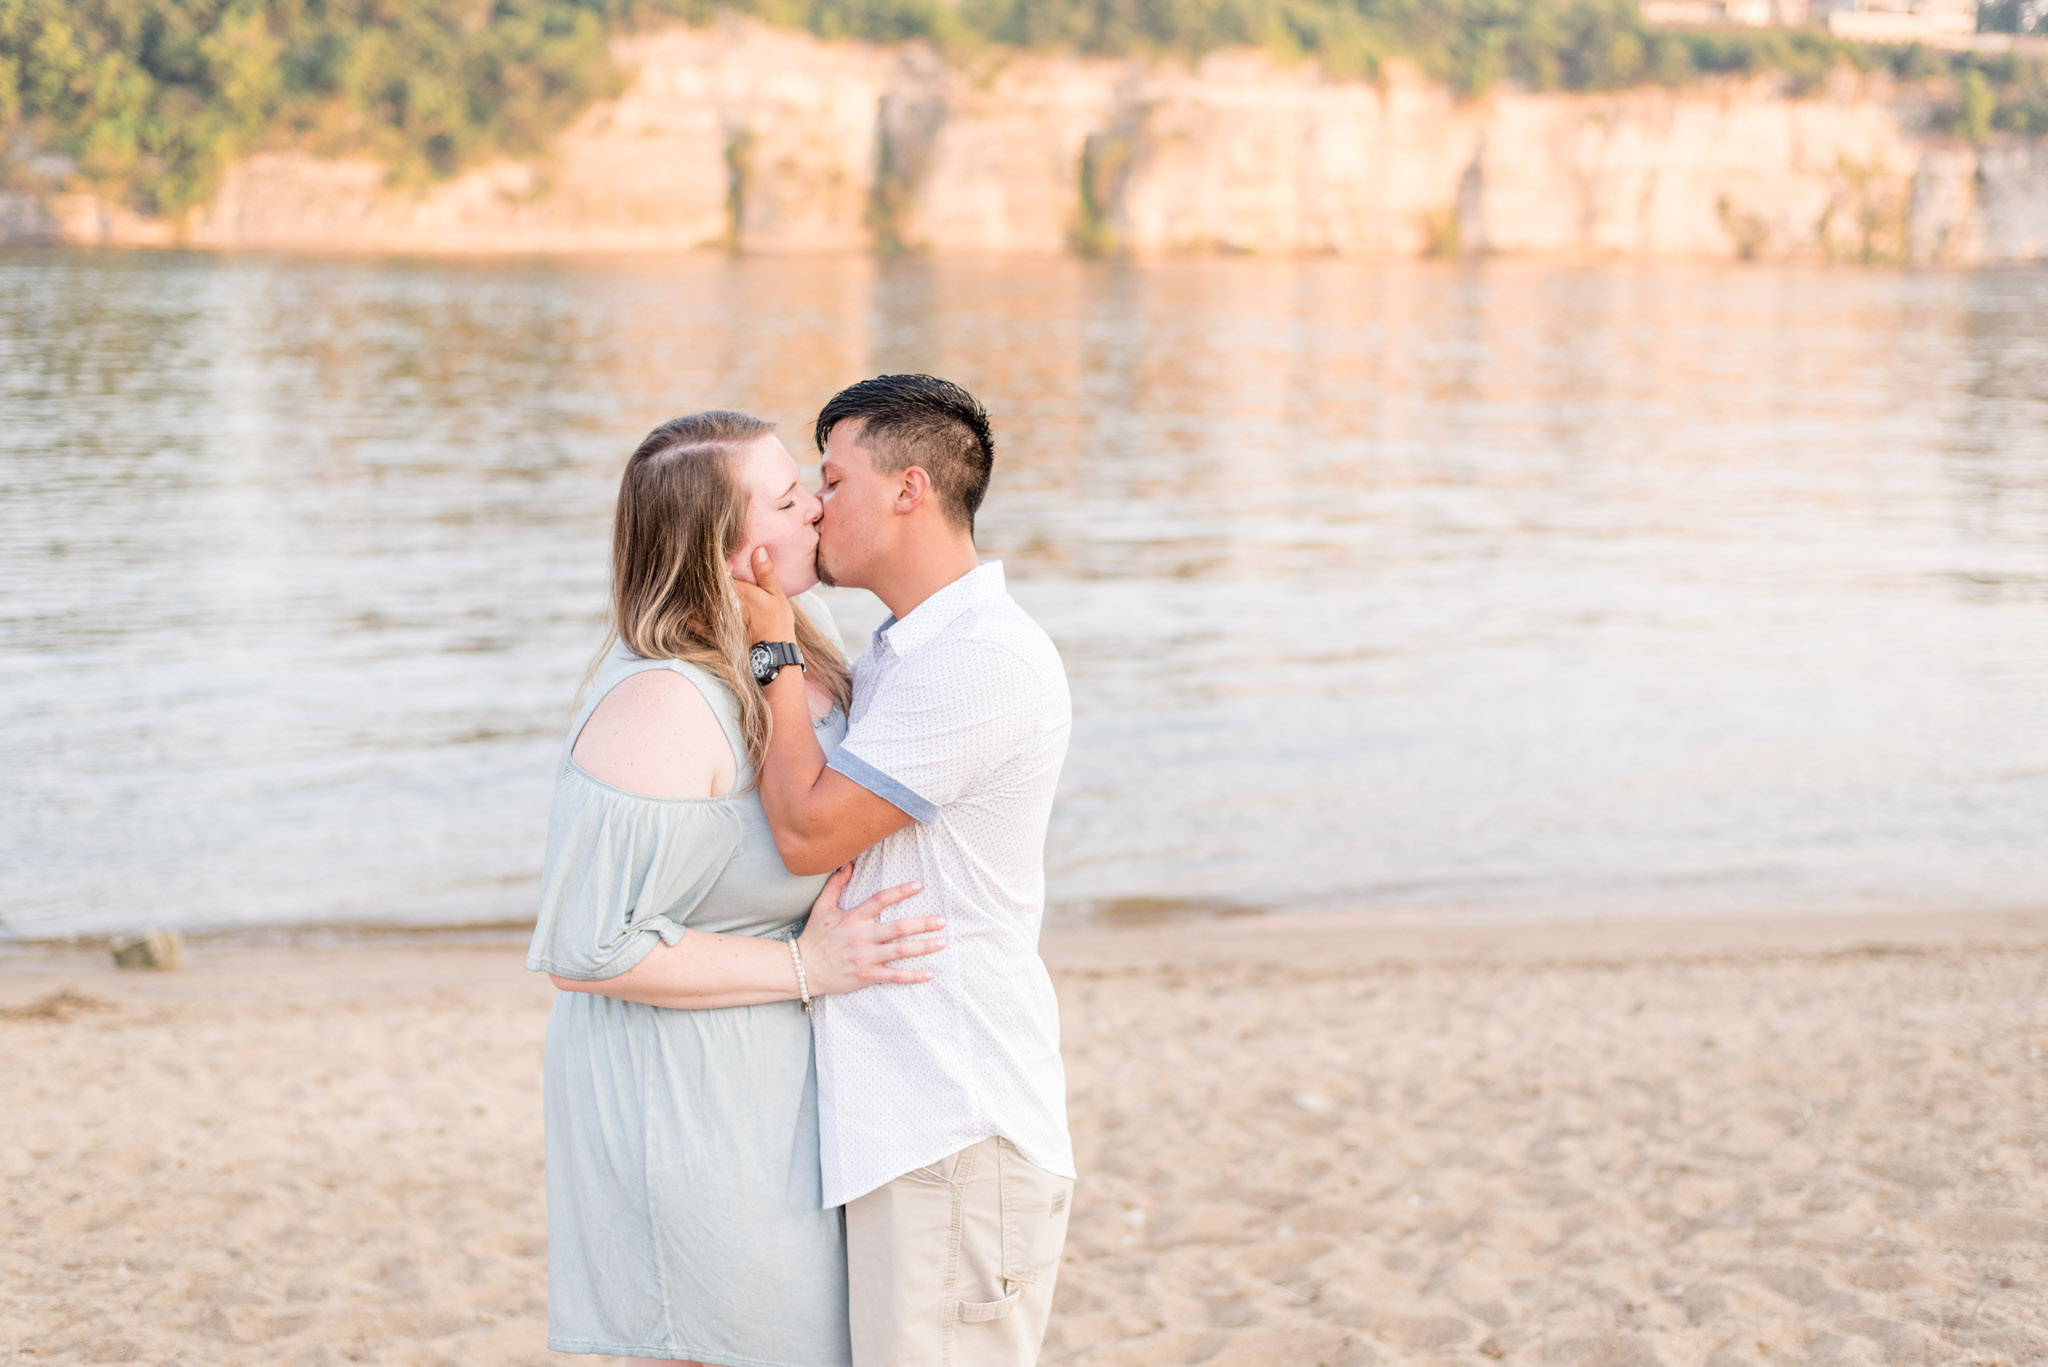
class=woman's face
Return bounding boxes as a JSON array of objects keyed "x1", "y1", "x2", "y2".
[{"x1": 727, "y1": 433, "x2": 823, "y2": 598}]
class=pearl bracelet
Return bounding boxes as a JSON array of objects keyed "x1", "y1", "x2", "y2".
[{"x1": 788, "y1": 936, "x2": 813, "y2": 1014}]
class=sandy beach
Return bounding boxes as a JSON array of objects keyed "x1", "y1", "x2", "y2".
[{"x1": 4, "y1": 910, "x2": 2046, "y2": 1367}]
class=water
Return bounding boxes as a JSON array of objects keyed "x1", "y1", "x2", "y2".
[{"x1": 3, "y1": 250, "x2": 2045, "y2": 941}]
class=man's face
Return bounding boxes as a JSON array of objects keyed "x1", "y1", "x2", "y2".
[{"x1": 815, "y1": 419, "x2": 894, "y2": 590}]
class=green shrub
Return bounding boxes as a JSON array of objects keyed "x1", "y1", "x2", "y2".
[
  {"x1": 0, "y1": 0, "x2": 620, "y2": 212},
  {"x1": 1958, "y1": 66, "x2": 1995, "y2": 139}
]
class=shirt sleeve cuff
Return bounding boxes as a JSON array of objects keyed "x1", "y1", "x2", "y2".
[{"x1": 828, "y1": 749, "x2": 939, "y2": 823}]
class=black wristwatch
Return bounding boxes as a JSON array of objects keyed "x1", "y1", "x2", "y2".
[{"x1": 748, "y1": 640, "x2": 805, "y2": 686}]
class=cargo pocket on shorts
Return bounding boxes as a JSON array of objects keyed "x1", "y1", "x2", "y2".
[
  {"x1": 955, "y1": 1288, "x2": 1021, "y2": 1322},
  {"x1": 997, "y1": 1138, "x2": 1072, "y2": 1289}
]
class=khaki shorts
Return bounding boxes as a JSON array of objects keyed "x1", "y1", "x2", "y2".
[{"x1": 845, "y1": 1137, "x2": 1074, "y2": 1367}]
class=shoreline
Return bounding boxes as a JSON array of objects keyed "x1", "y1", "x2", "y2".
[
  {"x1": 6, "y1": 902, "x2": 2046, "y2": 973},
  {"x1": 7, "y1": 240, "x2": 2048, "y2": 277}
]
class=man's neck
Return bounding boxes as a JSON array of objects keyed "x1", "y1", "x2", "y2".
[{"x1": 868, "y1": 536, "x2": 983, "y2": 623}]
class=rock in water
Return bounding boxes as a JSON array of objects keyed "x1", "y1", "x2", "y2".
[{"x1": 110, "y1": 930, "x2": 184, "y2": 970}]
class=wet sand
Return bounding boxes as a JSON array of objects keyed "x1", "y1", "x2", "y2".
[{"x1": 4, "y1": 910, "x2": 2046, "y2": 1366}]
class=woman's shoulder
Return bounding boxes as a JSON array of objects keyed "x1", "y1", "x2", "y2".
[
  {"x1": 573, "y1": 663, "x2": 739, "y2": 800},
  {"x1": 609, "y1": 648, "x2": 738, "y2": 701}
]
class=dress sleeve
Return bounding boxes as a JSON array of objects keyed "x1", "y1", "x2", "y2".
[{"x1": 524, "y1": 775, "x2": 745, "y2": 981}]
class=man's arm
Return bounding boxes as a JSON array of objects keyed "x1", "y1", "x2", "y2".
[
  {"x1": 740, "y1": 550, "x2": 917, "y2": 874},
  {"x1": 757, "y1": 666, "x2": 917, "y2": 874},
  {"x1": 551, "y1": 866, "x2": 939, "y2": 1005}
]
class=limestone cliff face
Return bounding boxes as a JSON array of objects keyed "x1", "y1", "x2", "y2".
[
  {"x1": 196, "y1": 21, "x2": 896, "y2": 255},
  {"x1": 7, "y1": 15, "x2": 2044, "y2": 264},
  {"x1": 1460, "y1": 84, "x2": 1918, "y2": 259},
  {"x1": 1107, "y1": 53, "x2": 1477, "y2": 256},
  {"x1": 890, "y1": 50, "x2": 1125, "y2": 255}
]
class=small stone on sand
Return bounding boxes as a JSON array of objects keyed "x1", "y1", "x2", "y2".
[{"x1": 110, "y1": 930, "x2": 184, "y2": 970}]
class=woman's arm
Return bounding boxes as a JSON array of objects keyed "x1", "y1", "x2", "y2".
[
  {"x1": 551, "y1": 865, "x2": 941, "y2": 1009},
  {"x1": 551, "y1": 660, "x2": 941, "y2": 1008}
]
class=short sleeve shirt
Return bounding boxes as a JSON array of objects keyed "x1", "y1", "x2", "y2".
[{"x1": 814, "y1": 561, "x2": 1074, "y2": 1208}]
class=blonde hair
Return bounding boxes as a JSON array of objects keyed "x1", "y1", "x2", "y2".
[{"x1": 585, "y1": 410, "x2": 852, "y2": 783}]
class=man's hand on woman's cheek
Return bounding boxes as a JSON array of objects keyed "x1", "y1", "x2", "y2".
[{"x1": 736, "y1": 546, "x2": 797, "y2": 641}]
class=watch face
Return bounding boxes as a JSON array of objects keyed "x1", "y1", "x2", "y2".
[{"x1": 749, "y1": 644, "x2": 773, "y2": 679}]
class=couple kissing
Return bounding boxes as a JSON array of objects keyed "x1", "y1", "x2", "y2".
[{"x1": 524, "y1": 373, "x2": 1075, "y2": 1367}]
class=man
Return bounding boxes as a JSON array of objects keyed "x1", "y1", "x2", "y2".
[{"x1": 735, "y1": 374, "x2": 1074, "y2": 1367}]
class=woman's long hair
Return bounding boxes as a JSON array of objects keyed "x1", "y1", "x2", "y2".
[{"x1": 584, "y1": 410, "x2": 852, "y2": 784}]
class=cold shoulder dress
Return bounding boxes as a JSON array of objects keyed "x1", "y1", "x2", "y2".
[{"x1": 525, "y1": 637, "x2": 851, "y2": 1367}]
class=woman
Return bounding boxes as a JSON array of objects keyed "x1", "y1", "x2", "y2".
[{"x1": 523, "y1": 410, "x2": 942, "y2": 1367}]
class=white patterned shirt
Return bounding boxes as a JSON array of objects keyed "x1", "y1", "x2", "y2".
[{"x1": 814, "y1": 561, "x2": 1074, "y2": 1208}]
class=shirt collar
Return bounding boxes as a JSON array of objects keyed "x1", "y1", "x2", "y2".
[{"x1": 875, "y1": 561, "x2": 1006, "y2": 657}]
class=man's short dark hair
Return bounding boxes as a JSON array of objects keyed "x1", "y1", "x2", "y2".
[{"x1": 815, "y1": 374, "x2": 995, "y2": 533}]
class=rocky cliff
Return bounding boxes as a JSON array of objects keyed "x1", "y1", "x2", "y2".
[{"x1": 6, "y1": 16, "x2": 2043, "y2": 264}]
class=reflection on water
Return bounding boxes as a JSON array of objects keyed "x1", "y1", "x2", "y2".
[{"x1": 2, "y1": 251, "x2": 2045, "y2": 939}]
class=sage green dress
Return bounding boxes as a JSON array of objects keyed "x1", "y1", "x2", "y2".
[{"x1": 525, "y1": 637, "x2": 851, "y2": 1367}]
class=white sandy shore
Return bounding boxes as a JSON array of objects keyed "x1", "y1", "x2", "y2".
[{"x1": 3, "y1": 909, "x2": 2046, "y2": 1366}]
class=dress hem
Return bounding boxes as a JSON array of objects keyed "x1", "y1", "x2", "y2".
[{"x1": 548, "y1": 1335, "x2": 850, "y2": 1367}]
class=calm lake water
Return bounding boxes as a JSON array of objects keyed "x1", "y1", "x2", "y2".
[{"x1": 3, "y1": 250, "x2": 2045, "y2": 941}]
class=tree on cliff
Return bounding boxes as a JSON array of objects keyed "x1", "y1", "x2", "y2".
[{"x1": 0, "y1": 0, "x2": 621, "y2": 213}]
